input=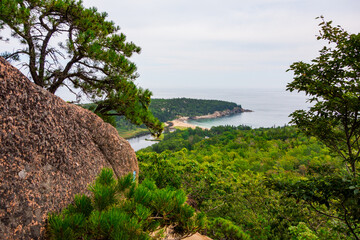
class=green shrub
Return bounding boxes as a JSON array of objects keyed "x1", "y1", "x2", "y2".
[
  {"x1": 206, "y1": 217, "x2": 251, "y2": 240},
  {"x1": 289, "y1": 222, "x2": 318, "y2": 240}
]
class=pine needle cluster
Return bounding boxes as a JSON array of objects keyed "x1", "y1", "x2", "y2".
[{"x1": 47, "y1": 168, "x2": 206, "y2": 239}]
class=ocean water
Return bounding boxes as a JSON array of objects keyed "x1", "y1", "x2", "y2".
[
  {"x1": 127, "y1": 134, "x2": 159, "y2": 151},
  {"x1": 128, "y1": 87, "x2": 311, "y2": 151},
  {"x1": 152, "y1": 87, "x2": 311, "y2": 128}
]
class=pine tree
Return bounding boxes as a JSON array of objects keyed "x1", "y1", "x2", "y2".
[
  {"x1": 0, "y1": 0, "x2": 163, "y2": 136},
  {"x1": 47, "y1": 168, "x2": 206, "y2": 239}
]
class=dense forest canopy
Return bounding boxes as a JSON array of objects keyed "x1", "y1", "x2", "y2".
[
  {"x1": 150, "y1": 98, "x2": 242, "y2": 122},
  {"x1": 137, "y1": 126, "x2": 349, "y2": 239}
]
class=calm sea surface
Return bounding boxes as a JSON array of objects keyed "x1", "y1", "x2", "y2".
[{"x1": 128, "y1": 87, "x2": 311, "y2": 151}]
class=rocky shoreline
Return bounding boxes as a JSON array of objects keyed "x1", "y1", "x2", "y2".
[
  {"x1": 168, "y1": 106, "x2": 252, "y2": 129},
  {"x1": 189, "y1": 107, "x2": 252, "y2": 120}
]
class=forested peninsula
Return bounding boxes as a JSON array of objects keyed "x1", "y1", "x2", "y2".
[
  {"x1": 150, "y1": 98, "x2": 249, "y2": 122},
  {"x1": 80, "y1": 98, "x2": 249, "y2": 138}
]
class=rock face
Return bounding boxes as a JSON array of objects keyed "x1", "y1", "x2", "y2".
[{"x1": 0, "y1": 57, "x2": 139, "y2": 239}]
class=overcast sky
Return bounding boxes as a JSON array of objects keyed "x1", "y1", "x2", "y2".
[
  {"x1": 1, "y1": 0, "x2": 359, "y2": 100},
  {"x1": 79, "y1": 0, "x2": 360, "y2": 91}
]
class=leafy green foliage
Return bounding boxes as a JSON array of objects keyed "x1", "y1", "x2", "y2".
[
  {"x1": 0, "y1": 0, "x2": 163, "y2": 136},
  {"x1": 47, "y1": 168, "x2": 206, "y2": 239},
  {"x1": 285, "y1": 17, "x2": 360, "y2": 239},
  {"x1": 206, "y1": 218, "x2": 251, "y2": 240},
  {"x1": 137, "y1": 126, "x2": 349, "y2": 239},
  {"x1": 268, "y1": 175, "x2": 360, "y2": 238},
  {"x1": 287, "y1": 17, "x2": 360, "y2": 177},
  {"x1": 289, "y1": 222, "x2": 319, "y2": 240}
]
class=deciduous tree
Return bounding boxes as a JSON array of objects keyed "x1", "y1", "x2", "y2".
[
  {"x1": 284, "y1": 17, "x2": 360, "y2": 239},
  {"x1": 287, "y1": 16, "x2": 360, "y2": 177}
]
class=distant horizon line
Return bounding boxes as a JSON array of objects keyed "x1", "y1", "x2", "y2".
[{"x1": 147, "y1": 86, "x2": 288, "y2": 90}]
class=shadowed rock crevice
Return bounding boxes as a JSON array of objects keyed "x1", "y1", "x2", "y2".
[{"x1": 0, "y1": 57, "x2": 138, "y2": 239}]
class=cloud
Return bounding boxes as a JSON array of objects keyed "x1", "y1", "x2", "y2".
[{"x1": 1, "y1": 0, "x2": 359, "y2": 95}]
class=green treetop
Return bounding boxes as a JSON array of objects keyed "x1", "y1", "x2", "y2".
[
  {"x1": 287, "y1": 16, "x2": 360, "y2": 178},
  {"x1": 285, "y1": 17, "x2": 360, "y2": 239},
  {"x1": 0, "y1": 0, "x2": 163, "y2": 136}
]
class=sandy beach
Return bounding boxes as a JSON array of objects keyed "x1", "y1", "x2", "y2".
[
  {"x1": 167, "y1": 107, "x2": 250, "y2": 130},
  {"x1": 168, "y1": 117, "x2": 209, "y2": 130}
]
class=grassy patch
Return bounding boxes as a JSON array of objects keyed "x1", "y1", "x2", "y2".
[{"x1": 117, "y1": 128, "x2": 149, "y2": 139}]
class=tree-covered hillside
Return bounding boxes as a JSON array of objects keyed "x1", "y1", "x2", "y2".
[
  {"x1": 137, "y1": 126, "x2": 352, "y2": 239},
  {"x1": 150, "y1": 98, "x2": 242, "y2": 122}
]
